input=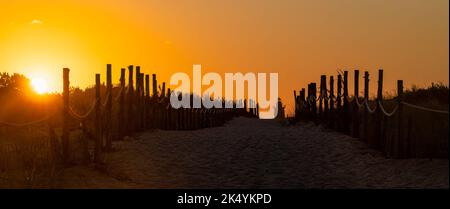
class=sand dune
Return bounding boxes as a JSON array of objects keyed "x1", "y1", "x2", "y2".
[{"x1": 56, "y1": 117, "x2": 448, "y2": 189}]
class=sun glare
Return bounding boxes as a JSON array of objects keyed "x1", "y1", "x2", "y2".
[{"x1": 31, "y1": 77, "x2": 49, "y2": 94}]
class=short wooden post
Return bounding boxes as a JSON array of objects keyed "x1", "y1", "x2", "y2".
[
  {"x1": 119, "y1": 68, "x2": 125, "y2": 140},
  {"x1": 363, "y1": 71, "x2": 369, "y2": 142},
  {"x1": 311, "y1": 82, "x2": 317, "y2": 122},
  {"x1": 319, "y1": 76, "x2": 324, "y2": 117},
  {"x1": 167, "y1": 88, "x2": 172, "y2": 129},
  {"x1": 127, "y1": 65, "x2": 134, "y2": 135},
  {"x1": 353, "y1": 70, "x2": 360, "y2": 138},
  {"x1": 62, "y1": 68, "x2": 70, "y2": 164},
  {"x1": 94, "y1": 74, "x2": 101, "y2": 163},
  {"x1": 256, "y1": 103, "x2": 259, "y2": 118},
  {"x1": 300, "y1": 88, "x2": 305, "y2": 114},
  {"x1": 306, "y1": 84, "x2": 312, "y2": 119},
  {"x1": 293, "y1": 90, "x2": 298, "y2": 120},
  {"x1": 161, "y1": 82, "x2": 166, "y2": 98},
  {"x1": 397, "y1": 80, "x2": 404, "y2": 158},
  {"x1": 105, "y1": 64, "x2": 112, "y2": 151},
  {"x1": 244, "y1": 99, "x2": 248, "y2": 115}
]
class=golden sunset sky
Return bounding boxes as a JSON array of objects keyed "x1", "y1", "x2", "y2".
[{"x1": 0, "y1": 0, "x2": 448, "y2": 113}]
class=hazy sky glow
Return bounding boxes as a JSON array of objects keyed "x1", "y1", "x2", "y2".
[{"x1": 0, "y1": 0, "x2": 448, "y2": 114}]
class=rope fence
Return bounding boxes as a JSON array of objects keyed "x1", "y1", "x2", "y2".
[
  {"x1": 293, "y1": 70, "x2": 448, "y2": 158},
  {"x1": 1, "y1": 64, "x2": 259, "y2": 173}
]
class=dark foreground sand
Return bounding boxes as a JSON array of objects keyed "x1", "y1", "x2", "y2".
[{"x1": 57, "y1": 117, "x2": 448, "y2": 188}]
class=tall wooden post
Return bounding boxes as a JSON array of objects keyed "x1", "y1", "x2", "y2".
[
  {"x1": 94, "y1": 74, "x2": 101, "y2": 163},
  {"x1": 136, "y1": 66, "x2": 141, "y2": 95},
  {"x1": 127, "y1": 65, "x2": 134, "y2": 135},
  {"x1": 321, "y1": 75, "x2": 328, "y2": 121},
  {"x1": 145, "y1": 74, "x2": 150, "y2": 128},
  {"x1": 343, "y1": 71, "x2": 350, "y2": 134},
  {"x1": 119, "y1": 68, "x2": 125, "y2": 140},
  {"x1": 135, "y1": 68, "x2": 141, "y2": 131},
  {"x1": 363, "y1": 71, "x2": 369, "y2": 142},
  {"x1": 329, "y1": 76, "x2": 334, "y2": 129},
  {"x1": 353, "y1": 70, "x2": 360, "y2": 138},
  {"x1": 139, "y1": 73, "x2": 145, "y2": 130},
  {"x1": 397, "y1": 80, "x2": 404, "y2": 158},
  {"x1": 374, "y1": 69, "x2": 383, "y2": 150},
  {"x1": 62, "y1": 68, "x2": 70, "y2": 164},
  {"x1": 105, "y1": 64, "x2": 112, "y2": 151},
  {"x1": 152, "y1": 74, "x2": 157, "y2": 97},
  {"x1": 337, "y1": 75, "x2": 342, "y2": 130}
]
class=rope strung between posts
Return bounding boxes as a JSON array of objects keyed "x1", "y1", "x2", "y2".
[
  {"x1": 113, "y1": 86, "x2": 125, "y2": 102},
  {"x1": 401, "y1": 102, "x2": 449, "y2": 115},
  {"x1": 101, "y1": 91, "x2": 111, "y2": 107},
  {"x1": 364, "y1": 100, "x2": 376, "y2": 114},
  {"x1": 377, "y1": 101, "x2": 398, "y2": 117},
  {"x1": 67, "y1": 98, "x2": 98, "y2": 121},
  {"x1": 0, "y1": 111, "x2": 57, "y2": 127},
  {"x1": 354, "y1": 98, "x2": 364, "y2": 108}
]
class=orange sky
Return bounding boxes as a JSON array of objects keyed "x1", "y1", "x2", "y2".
[{"x1": 0, "y1": 0, "x2": 448, "y2": 114}]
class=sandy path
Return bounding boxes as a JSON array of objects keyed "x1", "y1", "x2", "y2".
[{"x1": 57, "y1": 117, "x2": 448, "y2": 188}]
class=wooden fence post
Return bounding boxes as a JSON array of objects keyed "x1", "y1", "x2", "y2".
[
  {"x1": 293, "y1": 90, "x2": 298, "y2": 120},
  {"x1": 321, "y1": 75, "x2": 328, "y2": 121},
  {"x1": 105, "y1": 64, "x2": 112, "y2": 151},
  {"x1": 329, "y1": 76, "x2": 334, "y2": 128},
  {"x1": 161, "y1": 82, "x2": 166, "y2": 98},
  {"x1": 353, "y1": 70, "x2": 360, "y2": 138},
  {"x1": 311, "y1": 82, "x2": 317, "y2": 122},
  {"x1": 145, "y1": 74, "x2": 150, "y2": 128},
  {"x1": 135, "y1": 68, "x2": 141, "y2": 131},
  {"x1": 300, "y1": 88, "x2": 305, "y2": 117},
  {"x1": 62, "y1": 68, "x2": 70, "y2": 164},
  {"x1": 152, "y1": 74, "x2": 158, "y2": 128},
  {"x1": 337, "y1": 75, "x2": 342, "y2": 130},
  {"x1": 374, "y1": 69, "x2": 383, "y2": 150},
  {"x1": 167, "y1": 88, "x2": 172, "y2": 129},
  {"x1": 140, "y1": 73, "x2": 145, "y2": 130},
  {"x1": 319, "y1": 76, "x2": 324, "y2": 117},
  {"x1": 94, "y1": 74, "x2": 101, "y2": 163},
  {"x1": 127, "y1": 65, "x2": 134, "y2": 135},
  {"x1": 306, "y1": 84, "x2": 311, "y2": 120},
  {"x1": 119, "y1": 68, "x2": 125, "y2": 140},
  {"x1": 343, "y1": 71, "x2": 350, "y2": 134},
  {"x1": 244, "y1": 99, "x2": 248, "y2": 115},
  {"x1": 397, "y1": 80, "x2": 404, "y2": 158},
  {"x1": 152, "y1": 74, "x2": 157, "y2": 97},
  {"x1": 363, "y1": 71, "x2": 369, "y2": 142},
  {"x1": 256, "y1": 103, "x2": 259, "y2": 118}
]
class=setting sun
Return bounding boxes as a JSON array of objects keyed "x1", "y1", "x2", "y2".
[{"x1": 31, "y1": 77, "x2": 49, "y2": 94}]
